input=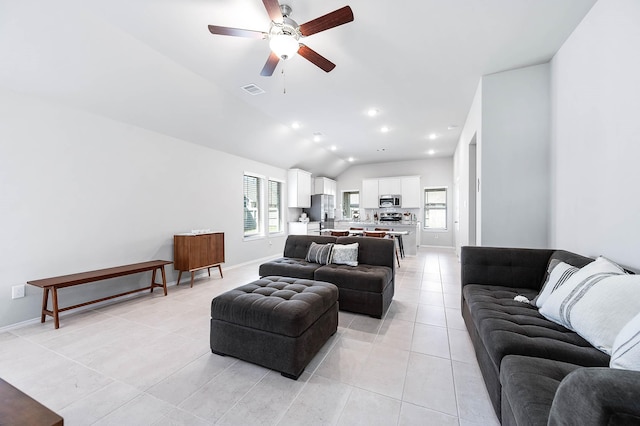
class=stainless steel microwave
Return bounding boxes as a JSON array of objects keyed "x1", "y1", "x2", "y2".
[{"x1": 379, "y1": 195, "x2": 401, "y2": 208}]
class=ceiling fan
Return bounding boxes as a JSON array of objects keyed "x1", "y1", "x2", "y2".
[{"x1": 207, "y1": 0, "x2": 354, "y2": 76}]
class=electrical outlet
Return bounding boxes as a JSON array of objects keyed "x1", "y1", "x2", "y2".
[{"x1": 12, "y1": 284, "x2": 25, "y2": 299}]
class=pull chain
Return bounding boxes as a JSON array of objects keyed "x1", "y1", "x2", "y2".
[{"x1": 282, "y1": 67, "x2": 286, "y2": 94}]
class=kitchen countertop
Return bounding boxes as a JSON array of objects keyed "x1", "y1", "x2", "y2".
[
  {"x1": 332, "y1": 221, "x2": 420, "y2": 257},
  {"x1": 337, "y1": 221, "x2": 419, "y2": 227}
]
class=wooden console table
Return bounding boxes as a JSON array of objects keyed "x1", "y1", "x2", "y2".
[
  {"x1": 27, "y1": 260, "x2": 172, "y2": 329},
  {"x1": 0, "y1": 378, "x2": 64, "y2": 425},
  {"x1": 174, "y1": 232, "x2": 225, "y2": 287}
]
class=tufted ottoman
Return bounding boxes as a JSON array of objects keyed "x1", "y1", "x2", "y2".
[{"x1": 210, "y1": 276, "x2": 339, "y2": 379}]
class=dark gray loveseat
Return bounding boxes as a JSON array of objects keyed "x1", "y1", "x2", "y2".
[
  {"x1": 461, "y1": 246, "x2": 640, "y2": 425},
  {"x1": 259, "y1": 235, "x2": 395, "y2": 318}
]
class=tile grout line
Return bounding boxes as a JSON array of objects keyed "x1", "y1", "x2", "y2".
[{"x1": 2, "y1": 248, "x2": 495, "y2": 425}]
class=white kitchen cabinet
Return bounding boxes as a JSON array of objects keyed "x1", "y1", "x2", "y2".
[
  {"x1": 287, "y1": 169, "x2": 312, "y2": 208},
  {"x1": 401, "y1": 176, "x2": 421, "y2": 208},
  {"x1": 313, "y1": 177, "x2": 336, "y2": 196},
  {"x1": 378, "y1": 178, "x2": 402, "y2": 195},
  {"x1": 288, "y1": 221, "x2": 320, "y2": 235},
  {"x1": 361, "y1": 179, "x2": 379, "y2": 208}
]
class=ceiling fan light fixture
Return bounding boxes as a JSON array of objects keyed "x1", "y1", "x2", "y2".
[{"x1": 269, "y1": 33, "x2": 299, "y2": 60}]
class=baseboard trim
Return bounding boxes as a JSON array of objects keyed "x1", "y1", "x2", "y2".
[
  {"x1": 1, "y1": 255, "x2": 281, "y2": 332},
  {"x1": 419, "y1": 244, "x2": 456, "y2": 249}
]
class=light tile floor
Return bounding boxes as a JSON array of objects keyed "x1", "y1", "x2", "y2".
[{"x1": 0, "y1": 247, "x2": 499, "y2": 425}]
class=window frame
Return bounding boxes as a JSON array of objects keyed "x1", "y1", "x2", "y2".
[
  {"x1": 423, "y1": 186, "x2": 448, "y2": 231},
  {"x1": 341, "y1": 189, "x2": 360, "y2": 220},
  {"x1": 267, "y1": 178, "x2": 284, "y2": 235},
  {"x1": 243, "y1": 172, "x2": 265, "y2": 240}
]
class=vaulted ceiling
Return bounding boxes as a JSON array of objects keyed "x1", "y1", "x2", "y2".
[{"x1": 0, "y1": 0, "x2": 597, "y2": 177}]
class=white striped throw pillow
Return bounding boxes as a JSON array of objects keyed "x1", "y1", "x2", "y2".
[
  {"x1": 534, "y1": 260, "x2": 580, "y2": 308},
  {"x1": 611, "y1": 312, "x2": 640, "y2": 370},
  {"x1": 305, "y1": 242, "x2": 334, "y2": 265},
  {"x1": 539, "y1": 256, "x2": 639, "y2": 354}
]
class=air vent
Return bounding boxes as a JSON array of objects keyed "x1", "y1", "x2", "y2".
[{"x1": 241, "y1": 84, "x2": 265, "y2": 95}]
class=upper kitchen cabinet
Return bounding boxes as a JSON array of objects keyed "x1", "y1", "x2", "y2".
[
  {"x1": 361, "y1": 179, "x2": 379, "y2": 208},
  {"x1": 288, "y1": 168, "x2": 312, "y2": 208},
  {"x1": 401, "y1": 176, "x2": 421, "y2": 208},
  {"x1": 378, "y1": 178, "x2": 402, "y2": 195},
  {"x1": 313, "y1": 177, "x2": 337, "y2": 196}
]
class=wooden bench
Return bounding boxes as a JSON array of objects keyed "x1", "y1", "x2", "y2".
[{"x1": 27, "y1": 260, "x2": 172, "y2": 329}]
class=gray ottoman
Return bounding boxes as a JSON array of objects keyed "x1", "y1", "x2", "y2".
[{"x1": 210, "y1": 276, "x2": 339, "y2": 379}]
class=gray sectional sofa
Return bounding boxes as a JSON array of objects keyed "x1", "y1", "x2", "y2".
[
  {"x1": 259, "y1": 235, "x2": 395, "y2": 318},
  {"x1": 461, "y1": 246, "x2": 640, "y2": 425}
]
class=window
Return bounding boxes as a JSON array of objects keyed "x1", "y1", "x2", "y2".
[
  {"x1": 424, "y1": 187, "x2": 447, "y2": 230},
  {"x1": 268, "y1": 179, "x2": 283, "y2": 233},
  {"x1": 342, "y1": 191, "x2": 360, "y2": 220},
  {"x1": 243, "y1": 174, "x2": 262, "y2": 237}
]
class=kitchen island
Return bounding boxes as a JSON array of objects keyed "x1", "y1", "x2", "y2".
[{"x1": 331, "y1": 221, "x2": 419, "y2": 256}]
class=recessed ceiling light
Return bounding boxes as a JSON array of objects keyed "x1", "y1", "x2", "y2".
[
  {"x1": 428, "y1": 149, "x2": 436, "y2": 155},
  {"x1": 380, "y1": 126, "x2": 390, "y2": 133},
  {"x1": 367, "y1": 108, "x2": 379, "y2": 117},
  {"x1": 447, "y1": 124, "x2": 459, "y2": 130},
  {"x1": 429, "y1": 133, "x2": 438, "y2": 140},
  {"x1": 313, "y1": 132, "x2": 322, "y2": 142},
  {"x1": 291, "y1": 122, "x2": 301, "y2": 129},
  {"x1": 348, "y1": 157, "x2": 355, "y2": 162},
  {"x1": 330, "y1": 145, "x2": 337, "y2": 151}
]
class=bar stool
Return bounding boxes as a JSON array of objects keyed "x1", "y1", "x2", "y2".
[
  {"x1": 349, "y1": 227, "x2": 364, "y2": 236},
  {"x1": 376, "y1": 227, "x2": 404, "y2": 258},
  {"x1": 368, "y1": 230, "x2": 401, "y2": 268},
  {"x1": 330, "y1": 230, "x2": 349, "y2": 236},
  {"x1": 363, "y1": 231, "x2": 386, "y2": 238}
]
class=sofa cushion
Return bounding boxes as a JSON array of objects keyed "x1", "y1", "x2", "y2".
[
  {"x1": 283, "y1": 235, "x2": 337, "y2": 259},
  {"x1": 461, "y1": 246, "x2": 554, "y2": 291},
  {"x1": 335, "y1": 236, "x2": 395, "y2": 269},
  {"x1": 464, "y1": 284, "x2": 610, "y2": 374},
  {"x1": 210, "y1": 276, "x2": 338, "y2": 337},
  {"x1": 315, "y1": 263, "x2": 392, "y2": 293},
  {"x1": 258, "y1": 257, "x2": 323, "y2": 280},
  {"x1": 548, "y1": 367, "x2": 640, "y2": 425},
  {"x1": 543, "y1": 249, "x2": 594, "y2": 275},
  {"x1": 500, "y1": 355, "x2": 581, "y2": 426}
]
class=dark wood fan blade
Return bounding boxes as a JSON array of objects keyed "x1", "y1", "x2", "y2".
[
  {"x1": 208, "y1": 25, "x2": 267, "y2": 39},
  {"x1": 260, "y1": 52, "x2": 280, "y2": 76},
  {"x1": 262, "y1": 0, "x2": 283, "y2": 23},
  {"x1": 299, "y1": 6, "x2": 354, "y2": 37},
  {"x1": 298, "y1": 44, "x2": 336, "y2": 73}
]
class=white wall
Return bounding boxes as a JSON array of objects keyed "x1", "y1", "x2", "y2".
[
  {"x1": 454, "y1": 82, "x2": 482, "y2": 257},
  {"x1": 454, "y1": 63, "x2": 551, "y2": 255},
  {"x1": 480, "y1": 63, "x2": 551, "y2": 248},
  {"x1": 0, "y1": 89, "x2": 287, "y2": 327},
  {"x1": 550, "y1": 0, "x2": 640, "y2": 269},
  {"x1": 336, "y1": 158, "x2": 454, "y2": 247}
]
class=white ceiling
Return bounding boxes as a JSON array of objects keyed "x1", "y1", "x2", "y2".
[{"x1": 0, "y1": 0, "x2": 597, "y2": 177}]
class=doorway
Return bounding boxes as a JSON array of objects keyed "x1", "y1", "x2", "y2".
[{"x1": 468, "y1": 134, "x2": 478, "y2": 246}]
